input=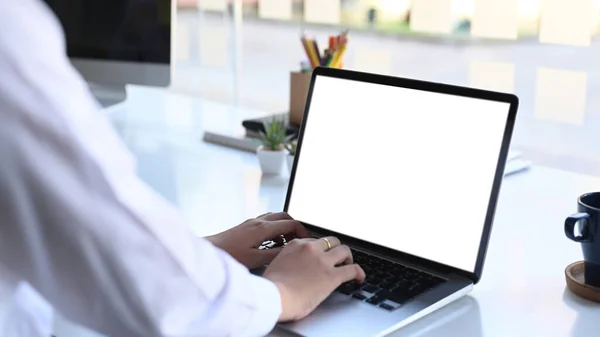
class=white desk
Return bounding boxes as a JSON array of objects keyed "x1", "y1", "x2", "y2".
[{"x1": 54, "y1": 87, "x2": 600, "y2": 336}]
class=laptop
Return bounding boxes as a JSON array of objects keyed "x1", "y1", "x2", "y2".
[{"x1": 277, "y1": 67, "x2": 518, "y2": 336}]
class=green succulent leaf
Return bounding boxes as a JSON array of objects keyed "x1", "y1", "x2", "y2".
[
  {"x1": 285, "y1": 140, "x2": 297, "y2": 155},
  {"x1": 259, "y1": 117, "x2": 288, "y2": 151}
]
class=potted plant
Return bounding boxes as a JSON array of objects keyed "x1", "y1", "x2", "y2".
[
  {"x1": 257, "y1": 118, "x2": 290, "y2": 175},
  {"x1": 285, "y1": 141, "x2": 297, "y2": 174}
]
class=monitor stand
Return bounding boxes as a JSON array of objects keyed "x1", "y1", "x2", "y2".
[{"x1": 88, "y1": 83, "x2": 127, "y2": 108}]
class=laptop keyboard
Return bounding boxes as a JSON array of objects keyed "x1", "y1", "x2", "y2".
[
  {"x1": 258, "y1": 240, "x2": 446, "y2": 311},
  {"x1": 336, "y1": 249, "x2": 447, "y2": 311}
]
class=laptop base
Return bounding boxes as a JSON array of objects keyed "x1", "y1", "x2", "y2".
[{"x1": 278, "y1": 279, "x2": 472, "y2": 337}]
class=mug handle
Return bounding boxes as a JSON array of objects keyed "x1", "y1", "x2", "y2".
[{"x1": 565, "y1": 213, "x2": 591, "y2": 242}]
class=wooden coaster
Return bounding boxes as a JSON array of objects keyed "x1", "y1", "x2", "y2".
[{"x1": 565, "y1": 261, "x2": 600, "y2": 303}]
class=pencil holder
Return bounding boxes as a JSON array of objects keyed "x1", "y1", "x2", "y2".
[{"x1": 289, "y1": 71, "x2": 312, "y2": 126}]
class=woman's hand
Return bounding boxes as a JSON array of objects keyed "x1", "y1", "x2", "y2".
[
  {"x1": 205, "y1": 212, "x2": 310, "y2": 269},
  {"x1": 263, "y1": 237, "x2": 365, "y2": 322}
]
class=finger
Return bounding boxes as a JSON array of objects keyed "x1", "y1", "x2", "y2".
[
  {"x1": 261, "y1": 219, "x2": 311, "y2": 239},
  {"x1": 274, "y1": 235, "x2": 285, "y2": 245},
  {"x1": 256, "y1": 212, "x2": 273, "y2": 219},
  {"x1": 311, "y1": 236, "x2": 341, "y2": 252},
  {"x1": 259, "y1": 212, "x2": 293, "y2": 221},
  {"x1": 336, "y1": 264, "x2": 366, "y2": 284},
  {"x1": 273, "y1": 233, "x2": 299, "y2": 245},
  {"x1": 289, "y1": 237, "x2": 317, "y2": 245},
  {"x1": 326, "y1": 245, "x2": 353, "y2": 266},
  {"x1": 255, "y1": 247, "x2": 283, "y2": 266},
  {"x1": 283, "y1": 233, "x2": 302, "y2": 242}
]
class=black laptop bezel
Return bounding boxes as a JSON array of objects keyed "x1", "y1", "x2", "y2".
[{"x1": 283, "y1": 66, "x2": 518, "y2": 284}]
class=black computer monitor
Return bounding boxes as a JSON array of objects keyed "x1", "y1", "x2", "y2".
[{"x1": 44, "y1": 0, "x2": 174, "y2": 106}]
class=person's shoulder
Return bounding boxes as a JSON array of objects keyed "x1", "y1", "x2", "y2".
[{"x1": 0, "y1": 0, "x2": 65, "y2": 50}]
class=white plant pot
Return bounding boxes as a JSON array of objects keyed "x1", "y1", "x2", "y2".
[
  {"x1": 257, "y1": 146, "x2": 286, "y2": 175},
  {"x1": 287, "y1": 155, "x2": 295, "y2": 174}
]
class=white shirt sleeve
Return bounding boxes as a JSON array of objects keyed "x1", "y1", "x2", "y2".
[{"x1": 0, "y1": 1, "x2": 281, "y2": 336}]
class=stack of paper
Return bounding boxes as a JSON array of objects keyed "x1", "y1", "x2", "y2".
[{"x1": 202, "y1": 130, "x2": 261, "y2": 153}]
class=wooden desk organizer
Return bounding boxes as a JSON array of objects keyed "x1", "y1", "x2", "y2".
[{"x1": 289, "y1": 71, "x2": 312, "y2": 126}]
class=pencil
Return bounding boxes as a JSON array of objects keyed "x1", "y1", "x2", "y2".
[
  {"x1": 331, "y1": 44, "x2": 347, "y2": 68},
  {"x1": 324, "y1": 52, "x2": 334, "y2": 67},
  {"x1": 328, "y1": 35, "x2": 336, "y2": 51},
  {"x1": 301, "y1": 36, "x2": 319, "y2": 69},
  {"x1": 312, "y1": 39, "x2": 321, "y2": 62},
  {"x1": 305, "y1": 38, "x2": 320, "y2": 68}
]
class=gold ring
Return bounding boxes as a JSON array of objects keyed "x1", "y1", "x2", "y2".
[{"x1": 323, "y1": 237, "x2": 332, "y2": 250}]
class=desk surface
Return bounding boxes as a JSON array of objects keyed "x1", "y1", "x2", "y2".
[{"x1": 57, "y1": 87, "x2": 600, "y2": 336}]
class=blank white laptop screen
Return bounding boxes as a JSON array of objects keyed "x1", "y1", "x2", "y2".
[{"x1": 287, "y1": 75, "x2": 511, "y2": 273}]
